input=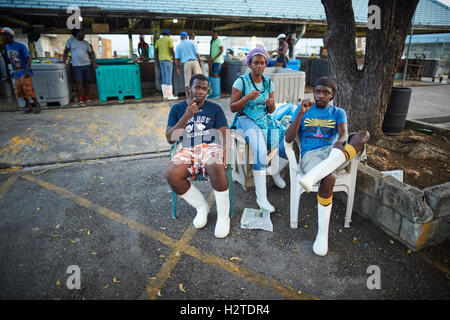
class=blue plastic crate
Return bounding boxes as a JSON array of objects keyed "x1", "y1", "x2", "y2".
[
  {"x1": 95, "y1": 63, "x2": 142, "y2": 101},
  {"x1": 286, "y1": 59, "x2": 301, "y2": 71}
]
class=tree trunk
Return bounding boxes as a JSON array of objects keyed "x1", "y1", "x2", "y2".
[{"x1": 321, "y1": 0, "x2": 419, "y2": 137}]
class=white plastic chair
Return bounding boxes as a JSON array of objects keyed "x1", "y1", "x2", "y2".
[
  {"x1": 229, "y1": 129, "x2": 281, "y2": 190},
  {"x1": 283, "y1": 138, "x2": 366, "y2": 229}
]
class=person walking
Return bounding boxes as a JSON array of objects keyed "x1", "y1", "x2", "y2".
[
  {"x1": 175, "y1": 31, "x2": 202, "y2": 98},
  {"x1": 2, "y1": 27, "x2": 41, "y2": 114},
  {"x1": 155, "y1": 29, "x2": 178, "y2": 100}
]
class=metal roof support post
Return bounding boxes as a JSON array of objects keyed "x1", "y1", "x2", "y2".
[
  {"x1": 402, "y1": 14, "x2": 415, "y2": 87},
  {"x1": 288, "y1": 24, "x2": 297, "y2": 59},
  {"x1": 128, "y1": 30, "x2": 133, "y2": 59}
]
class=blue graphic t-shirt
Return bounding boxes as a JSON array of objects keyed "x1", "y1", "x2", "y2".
[
  {"x1": 167, "y1": 100, "x2": 228, "y2": 148},
  {"x1": 298, "y1": 104, "x2": 347, "y2": 156},
  {"x1": 6, "y1": 41, "x2": 32, "y2": 79}
]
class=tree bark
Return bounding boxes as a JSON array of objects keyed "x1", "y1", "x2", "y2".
[{"x1": 321, "y1": 0, "x2": 419, "y2": 137}]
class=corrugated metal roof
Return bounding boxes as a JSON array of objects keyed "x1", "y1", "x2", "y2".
[
  {"x1": 406, "y1": 32, "x2": 450, "y2": 43},
  {"x1": 0, "y1": 0, "x2": 449, "y2": 26}
]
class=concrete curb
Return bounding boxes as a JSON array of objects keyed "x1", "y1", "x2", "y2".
[
  {"x1": 405, "y1": 117, "x2": 450, "y2": 138},
  {"x1": 351, "y1": 163, "x2": 450, "y2": 251}
]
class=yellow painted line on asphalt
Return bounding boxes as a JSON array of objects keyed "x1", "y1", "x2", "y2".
[
  {"x1": 0, "y1": 175, "x2": 18, "y2": 199},
  {"x1": 139, "y1": 190, "x2": 215, "y2": 300},
  {"x1": 22, "y1": 175, "x2": 177, "y2": 249},
  {"x1": 21, "y1": 175, "x2": 316, "y2": 300},
  {"x1": 418, "y1": 251, "x2": 450, "y2": 278},
  {"x1": 139, "y1": 224, "x2": 197, "y2": 300}
]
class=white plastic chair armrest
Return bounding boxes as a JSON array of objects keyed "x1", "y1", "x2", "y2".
[{"x1": 284, "y1": 138, "x2": 299, "y2": 175}]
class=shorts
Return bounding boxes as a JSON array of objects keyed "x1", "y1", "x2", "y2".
[
  {"x1": 171, "y1": 143, "x2": 223, "y2": 180},
  {"x1": 72, "y1": 65, "x2": 92, "y2": 83},
  {"x1": 183, "y1": 60, "x2": 202, "y2": 87},
  {"x1": 13, "y1": 76, "x2": 36, "y2": 99},
  {"x1": 212, "y1": 62, "x2": 222, "y2": 75}
]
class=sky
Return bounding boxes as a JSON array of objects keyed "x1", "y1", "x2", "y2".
[{"x1": 437, "y1": 0, "x2": 450, "y2": 6}]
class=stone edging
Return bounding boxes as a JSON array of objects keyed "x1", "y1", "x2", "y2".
[{"x1": 352, "y1": 163, "x2": 450, "y2": 251}]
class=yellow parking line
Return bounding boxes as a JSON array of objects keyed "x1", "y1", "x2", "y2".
[
  {"x1": 418, "y1": 251, "x2": 450, "y2": 277},
  {"x1": 0, "y1": 175, "x2": 18, "y2": 199},
  {"x1": 21, "y1": 175, "x2": 317, "y2": 300},
  {"x1": 139, "y1": 225, "x2": 197, "y2": 300},
  {"x1": 140, "y1": 190, "x2": 215, "y2": 300}
]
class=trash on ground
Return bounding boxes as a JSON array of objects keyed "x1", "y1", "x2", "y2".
[{"x1": 240, "y1": 208, "x2": 273, "y2": 232}]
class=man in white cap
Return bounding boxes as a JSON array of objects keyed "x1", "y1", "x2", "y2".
[
  {"x1": 175, "y1": 31, "x2": 202, "y2": 98},
  {"x1": 1, "y1": 27, "x2": 41, "y2": 114},
  {"x1": 274, "y1": 33, "x2": 288, "y2": 67}
]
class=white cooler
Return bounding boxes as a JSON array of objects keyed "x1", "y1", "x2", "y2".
[{"x1": 9, "y1": 63, "x2": 71, "y2": 108}]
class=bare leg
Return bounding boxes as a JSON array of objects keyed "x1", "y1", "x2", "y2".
[
  {"x1": 333, "y1": 131, "x2": 371, "y2": 154},
  {"x1": 22, "y1": 98, "x2": 32, "y2": 113},
  {"x1": 205, "y1": 163, "x2": 228, "y2": 192},
  {"x1": 165, "y1": 161, "x2": 210, "y2": 229},
  {"x1": 31, "y1": 97, "x2": 41, "y2": 113},
  {"x1": 83, "y1": 80, "x2": 90, "y2": 101},
  {"x1": 318, "y1": 173, "x2": 335, "y2": 199},
  {"x1": 165, "y1": 161, "x2": 192, "y2": 195},
  {"x1": 75, "y1": 81, "x2": 85, "y2": 102}
]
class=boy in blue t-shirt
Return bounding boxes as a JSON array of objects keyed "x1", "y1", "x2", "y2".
[
  {"x1": 283, "y1": 76, "x2": 370, "y2": 256},
  {"x1": 165, "y1": 74, "x2": 231, "y2": 239},
  {"x1": 1, "y1": 27, "x2": 41, "y2": 114}
]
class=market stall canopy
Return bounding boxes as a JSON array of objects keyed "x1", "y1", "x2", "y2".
[{"x1": 1, "y1": 0, "x2": 449, "y2": 37}]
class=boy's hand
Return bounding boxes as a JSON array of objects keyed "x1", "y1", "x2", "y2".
[
  {"x1": 300, "y1": 98, "x2": 313, "y2": 114},
  {"x1": 185, "y1": 99, "x2": 201, "y2": 118}
]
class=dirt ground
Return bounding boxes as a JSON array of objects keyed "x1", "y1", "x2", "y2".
[{"x1": 366, "y1": 129, "x2": 450, "y2": 189}]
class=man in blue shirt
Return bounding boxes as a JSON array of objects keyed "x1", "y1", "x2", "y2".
[
  {"x1": 283, "y1": 76, "x2": 370, "y2": 256},
  {"x1": 2, "y1": 27, "x2": 41, "y2": 114},
  {"x1": 175, "y1": 32, "x2": 202, "y2": 98},
  {"x1": 165, "y1": 74, "x2": 231, "y2": 238}
]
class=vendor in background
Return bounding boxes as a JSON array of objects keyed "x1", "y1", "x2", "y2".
[
  {"x1": 274, "y1": 33, "x2": 289, "y2": 68},
  {"x1": 155, "y1": 29, "x2": 178, "y2": 100},
  {"x1": 1, "y1": 27, "x2": 41, "y2": 114},
  {"x1": 209, "y1": 29, "x2": 223, "y2": 77},
  {"x1": 138, "y1": 35, "x2": 149, "y2": 61},
  {"x1": 63, "y1": 28, "x2": 97, "y2": 106},
  {"x1": 175, "y1": 32, "x2": 202, "y2": 98}
]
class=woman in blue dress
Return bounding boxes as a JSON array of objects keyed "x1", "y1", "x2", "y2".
[{"x1": 229, "y1": 48, "x2": 288, "y2": 212}]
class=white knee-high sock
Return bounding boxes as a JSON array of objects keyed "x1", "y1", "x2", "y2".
[
  {"x1": 214, "y1": 189, "x2": 230, "y2": 238},
  {"x1": 180, "y1": 184, "x2": 210, "y2": 228},
  {"x1": 299, "y1": 148, "x2": 346, "y2": 193}
]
